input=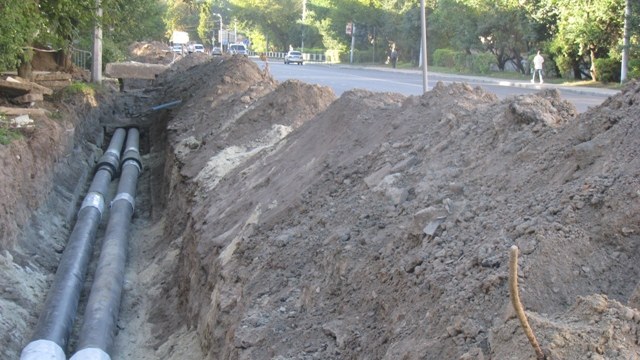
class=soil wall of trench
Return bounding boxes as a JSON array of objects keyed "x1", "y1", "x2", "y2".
[
  {"x1": 0, "y1": 87, "x2": 113, "y2": 357},
  {"x1": 3, "y1": 53, "x2": 640, "y2": 360}
]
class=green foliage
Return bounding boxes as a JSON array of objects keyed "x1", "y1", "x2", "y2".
[
  {"x1": 0, "y1": 115, "x2": 23, "y2": 145},
  {"x1": 431, "y1": 48, "x2": 493, "y2": 74},
  {"x1": 324, "y1": 49, "x2": 341, "y2": 63},
  {"x1": 594, "y1": 58, "x2": 621, "y2": 83},
  {"x1": 103, "y1": 0, "x2": 167, "y2": 44},
  {"x1": 63, "y1": 82, "x2": 99, "y2": 96},
  {"x1": 0, "y1": 1, "x2": 42, "y2": 71},
  {"x1": 429, "y1": 0, "x2": 480, "y2": 53},
  {"x1": 548, "y1": 0, "x2": 624, "y2": 78},
  {"x1": 228, "y1": 0, "x2": 303, "y2": 49},
  {"x1": 453, "y1": 52, "x2": 472, "y2": 72},
  {"x1": 0, "y1": 0, "x2": 167, "y2": 73},
  {"x1": 628, "y1": 59, "x2": 640, "y2": 80},
  {"x1": 433, "y1": 49, "x2": 457, "y2": 67},
  {"x1": 101, "y1": 38, "x2": 127, "y2": 66},
  {"x1": 471, "y1": 52, "x2": 494, "y2": 74}
]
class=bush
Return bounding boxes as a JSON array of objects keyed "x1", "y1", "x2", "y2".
[
  {"x1": 433, "y1": 49, "x2": 457, "y2": 67},
  {"x1": 353, "y1": 48, "x2": 387, "y2": 64},
  {"x1": 594, "y1": 58, "x2": 620, "y2": 83},
  {"x1": 627, "y1": 59, "x2": 640, "y2": 80},
  {"x1": 325, "y1": 49, "x2": 340, "y2": 63},
  {"x1": 454, "y1": 52, "x2": 471, "y2": 72},
  {"x1": 472, "y1": 53, "x2": 494, "y2": 74}
]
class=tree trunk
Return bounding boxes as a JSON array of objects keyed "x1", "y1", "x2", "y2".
[
  {"x1": 494, "y1": 47, "x2": 506, "y2": 71},
  {"x1": 511, "y1": 50, "x2": 525, "y2": 74},
  {"x1": 17, "y1": 48, "x2": 34, "y2": 80},
  {"x1": 589, "y1": 46, "x2": 598, "y2": 81},
  {"x1": 573, "y1": 65, "x2": 582, "y2": 79},
  {"x1": 55, "y1": 49, "x2": 73, "y2": 71}
]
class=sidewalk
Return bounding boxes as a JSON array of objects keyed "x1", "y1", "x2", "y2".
[{"x1": 331, "y1": 63, "x2": 620, "y2": 97}]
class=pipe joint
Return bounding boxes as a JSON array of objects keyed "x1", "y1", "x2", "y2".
[
  {"x1": 122, "y1": 158, "x2": 142, "y2": 175},
  {"x1": 122, "y1": 149, "x2": 142, "y2": 172},
  {"x1": 112, "y1": 192, "x2": 135, "y2": 212},
  {"x1": 81, "y1": 192, "x2": 105, "y2": 216},
  {"x1": 70, "y1": 347, "x2": 111, "y2": 360},
  {"x1": 20, "y1": 339, "x2": 66, "y2": 360},
  {"x1": 96, "y1": 149, "x2": 120, "y2": 177}
]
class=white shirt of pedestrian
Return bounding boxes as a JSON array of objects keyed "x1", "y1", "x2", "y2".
[{"x1": 534, "y1": 54, "x2": 544, "y2": 70}]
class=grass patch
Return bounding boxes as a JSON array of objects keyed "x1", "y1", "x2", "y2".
[
  {"x1": 0, "y1": 115, "x2": 23, "y2": 145},
  {"x1": 64, "y1": 82, "x2": 99, "y2": 96}
]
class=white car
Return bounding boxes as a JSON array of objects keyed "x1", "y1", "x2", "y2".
[
  {"x1": 228, "y1": 43, "x2": 248, "y2": 56},
  {"x1": 192, "y1": 44, "x2": 205, "y2": 53},
  {"x1": 284, "y1": 51, "x2": 303, "y2": 65},
  {"x1": 172, "y1": 44, "x2": 185, "y2": 54}
]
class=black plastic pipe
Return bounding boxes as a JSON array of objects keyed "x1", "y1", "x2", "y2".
[
  {"x1": 21, "y1": 128, "x2": 127, "y2": 360},
  {"x1": 70, "y1": 128, "x2": 142, "y2": 360}
]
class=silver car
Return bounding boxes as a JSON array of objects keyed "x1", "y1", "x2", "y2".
[
  {"x1": 284, "y1": 51, "x2": 303, "y2": 65},
  {"x1": 228, "y1": 43, "x2": 248, "y2": 56}
]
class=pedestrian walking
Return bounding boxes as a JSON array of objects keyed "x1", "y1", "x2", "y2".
[
  {"x1": 531, "y1": 50, "x2": 544, "y2": 84},
  {"x1": 390, "y1": 46, "x2": 398, "y2": 69}
]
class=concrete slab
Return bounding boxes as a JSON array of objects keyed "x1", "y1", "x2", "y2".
[
  {"x1": 0, "y1": 78, "x2": 53, "y2": 96},
  {"x1": 105, "y1": 62, "x2": 168, "y2": 80}
]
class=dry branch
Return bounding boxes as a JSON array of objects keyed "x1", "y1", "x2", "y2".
[{"x1": 509, "y1": 245, "x2": 546, "y2": 360}]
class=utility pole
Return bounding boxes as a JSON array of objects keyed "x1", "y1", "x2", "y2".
[
  {"x1": 621, "y1": 0, "x2": 631, "y2": 84},
  {"x1": 91, "y1": 0, "x2": 103, "y2": 84},
  {"x1": 350, "y1": 23, "x2": 355, "y2": 64},
  {"x1": 420, "y1": 0, "x2": 428, "y2": 93},
  {"x1": 301, "y1": 0, "x2": 307, "y2": 53}
]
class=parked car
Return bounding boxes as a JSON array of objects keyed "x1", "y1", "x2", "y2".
[
  {"x1": 228, "y1": 43, "x2": 248, "y2": 56},
  {"x1": 212, "y1": 46, "x2": 223, "y2": 56},
  {"x1": 172, "y1": 44, "x2": 185, "y2": 54},
  {"x1": 284, "y1": 51, "x2": 303, "y2": 65},
  {"x1": 193, "y1": 44, "x2": 205, "y2": 53}
]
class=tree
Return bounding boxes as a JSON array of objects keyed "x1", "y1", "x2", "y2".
[
  {"x1": 546, "y1": 0, "x2": 623, "y2": 80},
  {"x1": 227, "y1": 0, "x2": 302, "y2": 50},
  {"x1": 429, "y1": 0, "x2": 481, "y2": 54},
  {"x1": 0, "y1": 1, "x2": 42, "y2": 72},
  {"x1": 0, "y1": 0, "x2": 167, "y2": 74}
]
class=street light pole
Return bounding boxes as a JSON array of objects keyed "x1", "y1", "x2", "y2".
[{"x1": 212, "y1": 13, "x2": 223, "y2": 48}]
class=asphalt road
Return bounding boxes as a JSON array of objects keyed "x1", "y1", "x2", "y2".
[{"x1": 258, "y1": 59, "x2": 618, "y2": 113}]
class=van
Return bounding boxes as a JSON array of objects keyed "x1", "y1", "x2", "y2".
[{"x1": 228, "y1": 43, "x2": 248, "y2": 56}]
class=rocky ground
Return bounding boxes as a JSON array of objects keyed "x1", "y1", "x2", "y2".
[{"x1": 1, "y1": 42, "x2": 640, "y2": 359}]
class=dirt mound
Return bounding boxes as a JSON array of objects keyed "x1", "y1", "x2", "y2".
[
  {"x1": 492, "y1": 294, "x2": 639, "y2": 359},
  {"x1": 160, "y1": 70, "x2": 640, "y2": 360},
  {"x1": 128, "y1": 41, "x2": 173, "y2": 64}
]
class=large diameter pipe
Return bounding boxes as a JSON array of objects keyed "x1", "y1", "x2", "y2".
[
  {"x1": 70, "y1": 128, "x2": 142, "y2": 360},
  {"x1": 21, "y1": 128, "x2": 127, "y2": 360}
]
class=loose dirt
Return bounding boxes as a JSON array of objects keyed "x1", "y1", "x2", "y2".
[{"x1": 1, "y1": 48, "x2": 639, "y2": 360}]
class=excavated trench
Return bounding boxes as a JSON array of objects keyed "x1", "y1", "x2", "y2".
[
  {"x1": 0, "y1": 79, "x2": 189, "y2": 358},
  {"x1": 4, "y1": 54, "x2": 640, "y2": 360}
]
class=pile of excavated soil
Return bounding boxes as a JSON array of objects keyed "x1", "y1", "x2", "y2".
[
  {"x1": 128, "y1": 41, "x2": 174, "y2": 64},
  {"x1": 1, "y1": 52, "x2": 639, "y2": 360},
  {"x1": 150, "y1": 59, "x2": 640, "y2": 359}
]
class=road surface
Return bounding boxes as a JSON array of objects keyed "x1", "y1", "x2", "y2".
[{"x1": 259, "y1": 59, "x2": 616, "y2": 113}]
